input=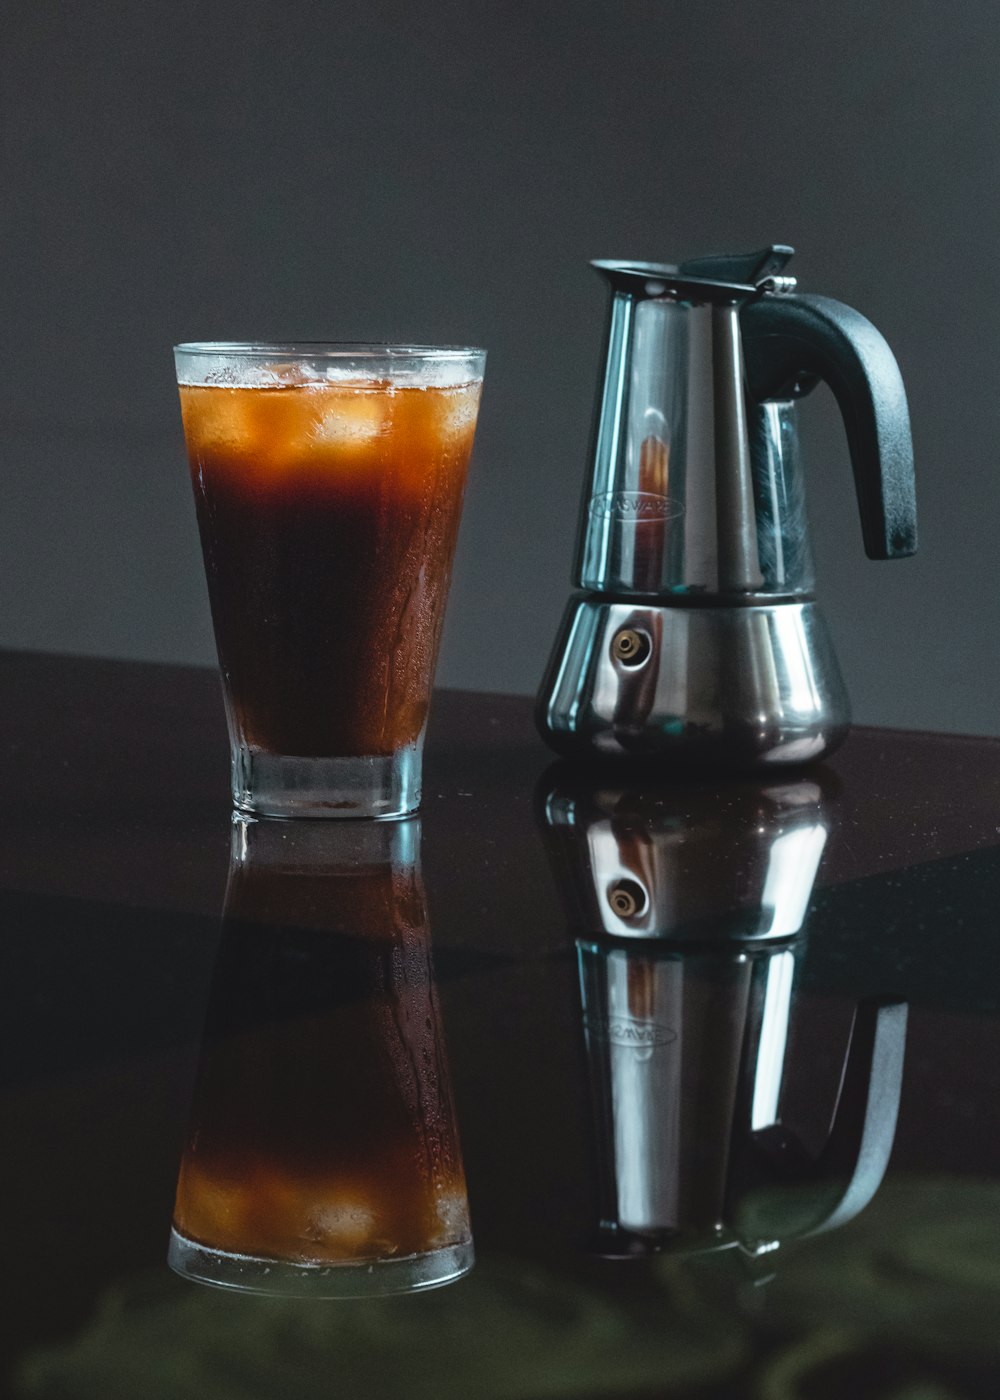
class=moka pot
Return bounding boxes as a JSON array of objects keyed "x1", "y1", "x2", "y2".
[
  {"x1": 537, "y1": 245, "x2": 917, "y2": 768},
  {"x1": 537, "y1": 769, "x2": 907, "y2": 1261}
]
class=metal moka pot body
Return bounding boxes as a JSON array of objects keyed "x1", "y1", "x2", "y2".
[
  {"x1": 538, "y1": 771, "x2": 907, "y2": 1261},
  {"x1": 537, "y1": 247, "x2": 917, "y2": 769},
  {"x1": 576, "y1": 937, "x2": 907, "y2": 1262}
]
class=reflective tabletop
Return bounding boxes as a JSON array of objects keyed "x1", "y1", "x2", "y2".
[{"x1": 3, "y1": 650, "x2": 1000, "y2": 1399}]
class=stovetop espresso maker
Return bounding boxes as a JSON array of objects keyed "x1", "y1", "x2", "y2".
[
  {"x1": 538, "y1": 769, "x2": 908, "y2": 1262},
  {"x1": 537, "y1": 245, "x2": 917, "y2": 767}
]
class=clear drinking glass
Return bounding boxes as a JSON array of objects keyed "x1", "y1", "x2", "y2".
[
  {"x1": 174, "y1": 344, "x2": 486, "y2": 818},
  {"x1": 168, "y1": 815, "x2": 473, "y2": 1297}
]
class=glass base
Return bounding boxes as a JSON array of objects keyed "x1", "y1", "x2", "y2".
[
  {"x1": 167, "y1": 1227, "x2": 473, "y2": 1298},
  {"x1": 231, "y1": 740, "x2": 421, "y2": 819}
]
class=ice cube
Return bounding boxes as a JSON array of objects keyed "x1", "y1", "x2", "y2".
[
  {"x1": 435, "y1": 383, "x2": 480, "y2": 442},
  {"x1": 175, "y1": 1172, "x2": 248, "y2": 1244},
  {"x1": 309, "y1": 385, "x2": 391, "y2": 446},
  {"x1": 430, "y1": 1187, "x2": 470, "y2": 1245},
  {"x1": 180, "y1": 385, "x2": 258, "y2": 458},
  {"x1": 306, "y1": 1195, "x2": 377, "y2": 1249},
  {"x1": 258, "y1": 360, "x2": 322, "y2": 388}
]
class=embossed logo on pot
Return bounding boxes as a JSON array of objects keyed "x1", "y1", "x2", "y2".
[
  {"x1": 584, "y1": 1016, "x2": 677, "y2": 1048},
  {"x1": 589, "y1": 491, "x2": 683, "y2": 522}
]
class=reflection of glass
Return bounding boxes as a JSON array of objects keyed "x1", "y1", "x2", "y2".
[
  {"x1": 169, "y1": 817, "x2": 472, "y2": 1296},
  {"x1": 539, "y1": 770, "x2": 907, "y2": 1263}
]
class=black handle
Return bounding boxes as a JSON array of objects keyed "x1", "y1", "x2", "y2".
[
  {"x1": 810, "y1": 996, "x2": 908, "y2": 1233},
  {"x1": 729, "y1": 996, "x2": 907, "y2": 1244},
  {"x1": 741, "y1": 293, "x2": 917, "y2": 560}
]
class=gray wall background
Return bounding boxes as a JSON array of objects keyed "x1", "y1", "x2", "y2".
[{"x1": 2, "y1": 0, "x2": 998, "y2": 733}]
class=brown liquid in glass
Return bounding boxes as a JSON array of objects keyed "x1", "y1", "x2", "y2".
[
  {"x1": 179, "y1": 379, "x2": 480, "y2": 756},
  {"x1": 172, "y1": 857, "x2": 469, "y2": 1265}
]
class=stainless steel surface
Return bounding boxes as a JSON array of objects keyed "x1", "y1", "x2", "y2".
[
  {"x1": 546, "y1": 764, "x2": 906, "y2": 1257},
  {"x1": 575, "y1": 274, "x2": 812, "y2": 600},
  {"x1": 542, "y1": 774, "x2": 830, "y2": 942},
  {"x1": 599, "y1": 951, "x2": 686, "y2": 1235},
  {"x1": 538, "y1": 597, "x2": 850, "y2": 767},
  {"x1": 576, "y1": 940, "x2": 907, "y2": 1256},
  {"x1": 543, "y1": 246, "x2": 915, "y2": 769},
  {"x1": 579, "y1": 944, "x2": 748, "y2": 1246}
]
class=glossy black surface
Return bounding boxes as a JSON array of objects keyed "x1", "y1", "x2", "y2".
[{"x1": 3, "y1": 650, "x2": 1000, "y2": 1398}]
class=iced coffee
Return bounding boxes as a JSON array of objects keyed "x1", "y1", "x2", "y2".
[
  {"x1": 175, "y1": 345, "x2": 485, "y2": 817},
  {"x1": 169, "y1": 817, "x2": 472, "y2": 1296}
]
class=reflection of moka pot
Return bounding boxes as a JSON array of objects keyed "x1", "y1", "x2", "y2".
[
  {"x1": 539, "y1": 772, "x2": 907, "y2": 1260},
  {"x1": 537, "y1": 245, "x2": 917, "y2": 768},
  {"x1": 544, "y1": 773, "x2": 833, "y2": 944}
]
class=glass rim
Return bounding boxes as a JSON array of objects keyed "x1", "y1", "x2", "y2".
[
  {"x1": 174, "y1": 342, "x2": 485, "y2": 361},
  {"x1": 168, "y1": 1227, "x2": 474, "y2": 1298}
]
